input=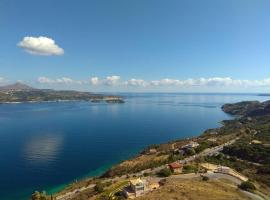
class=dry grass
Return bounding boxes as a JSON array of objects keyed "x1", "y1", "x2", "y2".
[{"x1": 136, "y1": 178, "x2": 251, "y2": 200}]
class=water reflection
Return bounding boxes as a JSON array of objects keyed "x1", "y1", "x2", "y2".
[{"x1": 23, "y1": 133, "x2": 64, "y2": 166}]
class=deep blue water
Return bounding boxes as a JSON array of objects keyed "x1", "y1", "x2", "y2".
[{"x1": 0, "y1": 93, "x2": 269, "y2": 200}]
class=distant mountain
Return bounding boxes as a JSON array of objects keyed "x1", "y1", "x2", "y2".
[
  {"x1": 0, "y1": 82, "x2": 35, "y2": 92},
  {"x1": 259, "y1": 94, "x2": 270, "y2": 96},
  {"x1": 0, "y1": 83, "x2": 124, "y2": 103}
]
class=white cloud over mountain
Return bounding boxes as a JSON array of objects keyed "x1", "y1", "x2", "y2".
[
  {"x1": 37, "y1": 76, "x2": 270, "y2": 89},
  {"x1": 18, "y1": 36, "x2": 64, "y2": 56}
]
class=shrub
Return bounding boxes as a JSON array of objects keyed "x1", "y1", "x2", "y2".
[
  {"x1": 238, "y1": 181, "x2": 256, "y2": 192},
  {"x1": 94, "y1": 182, "x2": 105, "y2": 193},
  {"x1": 202, "y1": 176, "x2": 209, "y2": 181},
  {"x1": 31, "y1": 191, "x2": 47, "y2": 200},
  {"x1": 143, "y1": 172, "x2": 149, "y2": 177},
  {"x1": 186, "y1": 148, "x2": 196, "y2": 156},
  {"x1": 157, "y1": 168, "x2": 172, "y2": 177},
  {"x1": 183, "y1": 165, "x2": 198, "y2": 173}
]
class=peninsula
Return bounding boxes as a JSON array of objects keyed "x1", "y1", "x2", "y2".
[
  {"x1": 0, "y1": 83, "x2": 124, "y2": 104},
  {"x1": 32, "y1": 100, "x2": 270, "y2": 200}
]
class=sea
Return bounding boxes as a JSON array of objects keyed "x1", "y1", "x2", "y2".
[{"x1": 0, "y1": 93, "x2": 268, "y2": 200}]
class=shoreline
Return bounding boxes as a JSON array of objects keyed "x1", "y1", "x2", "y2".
[
  {"x1": 46, "y1": 119, "x2": 231, "y2": 198},
  {"x1": 0, "y1": 98, "x2": 124, "y2": 105}
]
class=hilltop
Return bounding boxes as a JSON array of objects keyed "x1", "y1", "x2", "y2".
[
  {"x1": 0, "y1": 83, "x2": 124, "y2": 103},
  {"x1": 0, "y1": 82, "x2": 35, "y2": 92}
]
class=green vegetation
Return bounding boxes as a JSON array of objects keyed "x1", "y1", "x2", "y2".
[
  {"x1": 195, "y1": 141, "x2": 217, "y2": 153},
  {"x1": 202, "y1": 176, "x2": 209, "y2": 181},
  {"x1": 31, "y1": 191, "x2": 49, "y2": 200},
  {"x1": 157, "y1": 168, "x2": 172, "y2": 177},
  {"x1": 223, "y1": 141, "x2": 270, "y2": 164},
  {"x1": 167, "y1": 153, "x2": 184, "y2": 162},
  {"x1": 185, "y1": 148, "x2": 196, "y2": 156},
  {"x1": 182, "y1": 165, "x2": 198, "y2": 173},
  {"x1": 238, "y1": 181, "x2": 256, "y2": 192}
]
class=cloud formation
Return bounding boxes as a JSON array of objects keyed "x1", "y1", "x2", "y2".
[
  {"x1": 37, "y1": 76, "x2": 270, "y2": 89},
  {"x1": 90, "y1": 77, "x2": 99, "y2": 85},
  {"x1": 0, "y1": 77, "x2": 5, "y2": 83},
  {"x1": 37, "y1": 77, "x2": 82, "y2": 84},
  {"x1": 104, "y1": 76, "x2": 121, "y2": 86},
  {"x1": 18, "y1": 36, "x2": 64, "y2": 56}
]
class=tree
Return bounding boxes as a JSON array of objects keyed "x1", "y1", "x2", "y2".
[
  {"x1": 31, "y1": 191, "x2": 47, "y2": 200},
  {"x1": 157, "y1": 168, "x2": 172, "y2": 177},
  {"x1": 186, "y1": 148, "x2": 196, "y2": 156},
  {"x1": 238, "y1": 181, "x2": 256, "y2": 192},
  {"x1": 94, "y1": 182, "x2": 105, "y2": 193},
  {"x1": 202, "y1": 176, "x2": 209, "y2": 181}
]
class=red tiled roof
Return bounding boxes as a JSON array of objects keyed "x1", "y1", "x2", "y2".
[{"x1": 169, "y1": 162, "x2": 182, "y2": 169}]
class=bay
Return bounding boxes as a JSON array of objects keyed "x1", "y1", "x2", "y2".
[{"x1": 0, "y1": 93, "x2": 268, "y2": 200}]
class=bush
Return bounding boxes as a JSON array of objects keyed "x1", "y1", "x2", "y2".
[
  {"x1": 183, "y1": 165, "x2": 198, "y2": 173},
  {"x1": 202, "y1": 176, "x2": 209, "y2": 181},
  {"x1": 94, "y1": 182, "x2": 105, "y2": 193},
  {"x1": 143, "y1": 172, "x2": 149, "y2": 177},
  {"x1": 31, "y1": 191, "x2": 47, "y2": 200},
  {"x1": 157, "y1": 168, "x2": 172, "y2": 177},
  {"x1": 186, "y1": 148, "x2": 196, "y2": 156},
  {"x1": 238, "y1": 181, "x2": 256, "y2": 192}
]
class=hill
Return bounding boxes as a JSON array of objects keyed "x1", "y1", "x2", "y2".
[
  {"x1": 0, "y1": 83, "x2": 124, "y2": 103},
  {"x1": 0, "y1": 82, "x2": 35, "y2": 92},
  {"x1": 222, "y1": 100, "x2": 270, "y2": 116}
]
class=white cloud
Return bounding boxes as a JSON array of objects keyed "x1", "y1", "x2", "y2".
[
  {"x1": 18, "y1": 36, "x2": 64, "y2": 56},
  {"x1": 104, "y1": 76, "x2": 121, "y2": 86},
  {"x1": 36, "y1": 76, "x2": 270, "y2": 90},
  {"x1": 90, "y1": 77, "x2": 99, "y2": 85},
  {"x1": 37, "y1": 77, "x2": 54, "y2": 84},
  {"x1": 0, "y1": 77, "x2": 5, "y2": 83},
  {"x1": 125, "y1": 79, "x2": 148, "y2": 87},
  {"x1": 37, "y1": 77, "x2": 82, "y2": 84}
]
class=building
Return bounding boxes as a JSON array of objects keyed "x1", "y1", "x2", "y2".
[
  {"x1": 123, "y1": 178, "x2": 160, "y2": 199},
  {"x1": 215, "y1": 166, "x2": 230, "y2": 174},
  {"x1": 130, "y1": 178, "x2": 145, "y2": 197},
  {"x1": 148, "y1": 148, "x2": 157, "y2": 154},
  {"x1": 207, "y1": 138, "x2": 217, "y2": 142},
  {"x1": 181, "y1": 141, "x2": 199, "y2": 149},
  {"x1": 169, "y1": 162, "x2": 183, "y2": 173}
]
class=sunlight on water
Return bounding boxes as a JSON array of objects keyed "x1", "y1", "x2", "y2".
[{"x1": 23, "y1": 133, "x2": 64, "y2": 165}]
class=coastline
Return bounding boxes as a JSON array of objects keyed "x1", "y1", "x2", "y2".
[
  {"x1": 0, "y1": 98, "x2": 124, "y2": 105},
  {"x1": 47, "y1": 115, "x2": 233, "y2": 198}
]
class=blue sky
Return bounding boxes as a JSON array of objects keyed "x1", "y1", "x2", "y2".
[{"x1": 0, "y1": 0, "x2": 270, "y2": 92}]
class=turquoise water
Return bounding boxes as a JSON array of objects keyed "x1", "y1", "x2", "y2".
[{"x1": 0, "y1": 93, "x2": 268, "y2": 200}]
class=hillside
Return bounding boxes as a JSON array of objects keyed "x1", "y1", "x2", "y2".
[
  {"x1": 222, "y1": 100, "x2": 270, "y2": 116},
  {"x1": 0, "y1": 83, "x2": 124, "y2": 103},
  {"x1": 0, "y1": 82, "x2": 35, "y2": 92}
]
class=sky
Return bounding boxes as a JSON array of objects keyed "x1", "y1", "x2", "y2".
[{"x1": 0, "y1": 0, "x2": 270, "y2": 92}]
